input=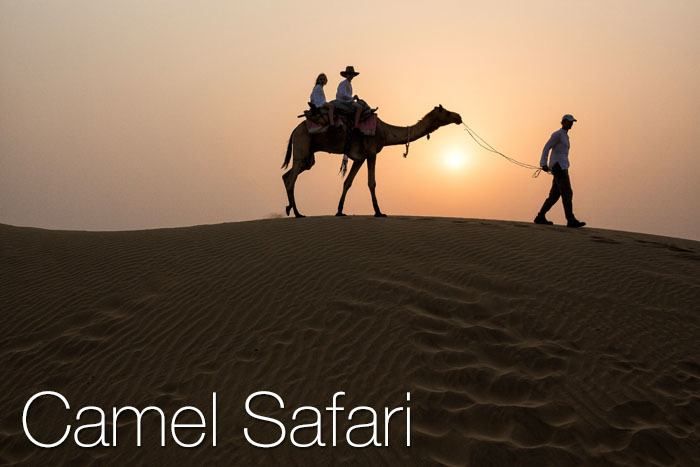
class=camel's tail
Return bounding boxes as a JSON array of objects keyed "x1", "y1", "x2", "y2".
[{"x1": 281, "y1": 132, "x2": 293, "y2": 169}]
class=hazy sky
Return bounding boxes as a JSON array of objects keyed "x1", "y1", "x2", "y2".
[{"x1": 1, "y1": 0, "x2": 699, "y2": 239}]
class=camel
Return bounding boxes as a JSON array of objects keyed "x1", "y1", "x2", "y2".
[{"x1": 281, "y1": 105, "x2": 462, "y2": 217}]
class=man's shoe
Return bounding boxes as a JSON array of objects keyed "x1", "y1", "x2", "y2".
[
  {"x1": 567, "y1": 220, "x2": 586, "y2": 228},
  {"x1": 534, "y1": 215, "x2": 553, "y2": 225}
]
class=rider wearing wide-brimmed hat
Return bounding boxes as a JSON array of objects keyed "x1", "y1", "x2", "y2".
[{"x1": 332, "y1": 66, "x2": 363, "y2": 128}]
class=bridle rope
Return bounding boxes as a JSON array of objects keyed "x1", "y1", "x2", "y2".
[
  {"x1": 402, "y1": 126, "x2": 411, "y2": 158},
  {"x1": 462, "y1": 122, "x2": 544, "y2": 177}
]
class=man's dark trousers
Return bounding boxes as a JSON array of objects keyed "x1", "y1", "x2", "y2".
[{"x1": 539, "y1": 162, "x2": 575, "y2": 222}]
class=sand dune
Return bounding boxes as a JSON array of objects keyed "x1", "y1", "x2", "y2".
[{"x1": 1, "y1": 217, "x2": 699, "y2": 466}]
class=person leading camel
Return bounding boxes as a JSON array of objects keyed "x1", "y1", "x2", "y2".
[
  {"x1": 332, "y1": 66, "x2": 363, "y2": 128},
  {"x1": 309, "y1": 73, "x2": 336, "y2": 126},
  {"x1": 534, "y1": 114, "x2": 586, "y2": 228}
]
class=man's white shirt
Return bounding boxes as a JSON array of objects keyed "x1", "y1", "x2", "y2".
[
  {"x1": 336, "y1": 79, "x2": 353, "y2": 102},
  {"x1": 540, "y1": 128, "x2": 571, "y2": 170}
]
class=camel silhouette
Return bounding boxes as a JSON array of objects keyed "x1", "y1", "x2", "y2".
[{"x1": 282, "y1": 105, "x2": 462, "y2": 217}]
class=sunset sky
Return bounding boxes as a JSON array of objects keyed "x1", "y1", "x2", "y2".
[{"x1": 1, "y1": 1, "x2": 698, "y2": 239}]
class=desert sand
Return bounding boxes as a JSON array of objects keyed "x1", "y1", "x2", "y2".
[{"x1": 1, "y1": 216, "x2": 699, "y2": 466}]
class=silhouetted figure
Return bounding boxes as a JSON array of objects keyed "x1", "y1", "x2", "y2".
[
  {"x1": 331, "y1": 66, "x2": 363, "y2": 160},
  {"x1": 310, "y1": 73, "x2": 337, "y2": 126},
  {"x1": 281, "y1": 105, "x2": 462, "y2": 218},
  {"x1": 534, "y1": 114, "x2": 586, "y2": 228},
  {"x1": 332, "y1": 66, "x2": 363, "y2": 127}
]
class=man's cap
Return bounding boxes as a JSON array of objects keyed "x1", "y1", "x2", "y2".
[{"x1": 562, "y1": 114, "x2": 577, "y2": 122}]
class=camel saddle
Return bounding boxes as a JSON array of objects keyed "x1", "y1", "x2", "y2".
[{"x1": 299, "y1": 101, "x2": 378, "y2": 136}]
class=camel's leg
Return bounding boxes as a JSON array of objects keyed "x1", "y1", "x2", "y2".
[
  {"x1": 336, "y1": 159, "x2": 365, "y2": 216},
  {"x1": 282, "y1": 167, "x2": 297, "y2": 216},
  {"x1": 367, "y1": 155, "x2": 386, "y2": 217},
  {"x1": 282, "y1": 132, "x2": 313, "y2": 218},
  {"x1": 282, "y1": 159, "x2": 308, "y2": 218}
]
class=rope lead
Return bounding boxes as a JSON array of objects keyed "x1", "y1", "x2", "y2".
[{"x1": 462, "y1": 122, "x2": 545, "y2": 177}]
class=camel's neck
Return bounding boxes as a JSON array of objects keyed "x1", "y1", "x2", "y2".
[{"x1": 380, "y1": 115, "x2": 441, "y2": 147}]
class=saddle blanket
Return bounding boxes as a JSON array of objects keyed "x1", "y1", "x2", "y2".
[{"x1": 305, "y1": 113, "x2": 377, "y2": 136}]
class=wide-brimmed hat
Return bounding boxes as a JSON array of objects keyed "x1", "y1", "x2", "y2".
[{"x1": 340, "y1": 66, "x2": 360, "y2": 78}]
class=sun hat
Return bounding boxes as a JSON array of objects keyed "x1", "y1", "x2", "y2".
[{"x1": 340, "y1": 66, "x2": 360, "y2": 78}]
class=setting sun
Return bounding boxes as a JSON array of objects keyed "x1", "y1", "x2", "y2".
[{"x1": 442, "y1": 149, "x2": 470, "y2": 171}]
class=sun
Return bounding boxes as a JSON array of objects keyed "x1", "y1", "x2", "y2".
[{"x1": 442, "y1": 149, "x2": 469, "y2": 171}]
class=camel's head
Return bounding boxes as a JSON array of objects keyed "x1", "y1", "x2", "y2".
[{"x1": 431, "y1": 105, "x2": 462, "y2": 126}]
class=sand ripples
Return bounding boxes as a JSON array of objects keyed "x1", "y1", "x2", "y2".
[{"x1": 1, "y1": 218, "x2": 698, "y2": 465}]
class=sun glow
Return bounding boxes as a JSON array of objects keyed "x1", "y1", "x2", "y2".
[{"x1": 442, "y1": 149, "x2": 470, "y2": 171}]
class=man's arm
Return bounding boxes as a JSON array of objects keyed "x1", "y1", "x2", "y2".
[{"x1": 539, "y1": 131, "x2": 559, "y2": 169}]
